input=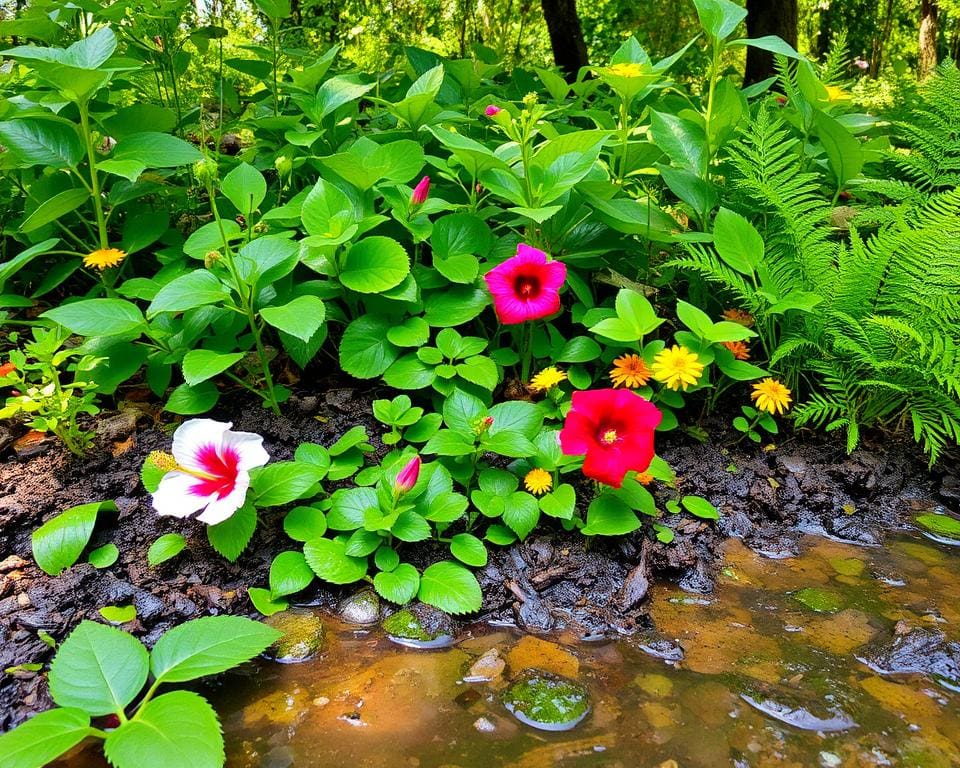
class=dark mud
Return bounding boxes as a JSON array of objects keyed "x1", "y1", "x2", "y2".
[{"x1": 0, "y1": 389, "x2": 956, "y2": 730}]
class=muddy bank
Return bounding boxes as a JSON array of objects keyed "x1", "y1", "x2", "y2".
[{"x1": 0, "y1": 389, "x2": 955, "y2": 730}]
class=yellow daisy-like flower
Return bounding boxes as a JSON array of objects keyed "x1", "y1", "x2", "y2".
[
  {"x1": 751, "y1": 378, "x2": 792, "y2": 415},
  {"x1": 606, "y1": 62, "x2": 644, "y2": 78},
  {"x1": 652, "y1": 345, "x2": 704, "y2": 391},
  {"x1": 722, "y1": 340, "x2": 751, "y2": 361},
  {"x1": 83, "y1": 248, "x2": 126, "y2": 270},
  {"x1": 529, "y1": 366, "x2": 567, "y2": 392},
  {"x1": 722, "y1": 308, "x2": 754, "y2": 328},
  {"x1": 609, "y1": 354, "x2": 652, "y2": 388},
  {"x1": 524, "y1": 468, "x2": 552, "y2": 496}
]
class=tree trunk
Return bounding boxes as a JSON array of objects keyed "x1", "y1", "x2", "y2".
[
  {"x1": 743, "y1": 0, "x2": 798, "y2": 85},
  {"x1": 871, "y1": 0, "x2": 895, "y2": 78},
  {"x1": 919, "y1": 0, "x2": 939, "y2": 78},
  {"x1": 540, "y1": 0, "x2": 588, "y2": 82}
]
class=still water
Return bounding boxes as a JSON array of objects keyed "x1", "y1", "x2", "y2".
[{"x1": 209, "y1": 532, "x2": 960, "y2": 768}]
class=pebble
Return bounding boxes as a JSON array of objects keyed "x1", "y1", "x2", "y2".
[
  {"x1": 465, "y1": 648, "x2": 506, "y2": 682},
  {"x1": 473, "y1": 716, "x2": 496, "y2": 733}
]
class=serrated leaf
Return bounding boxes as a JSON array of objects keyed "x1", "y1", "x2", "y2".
[
  {"x1": 417, "y1": 561, "x2": 481, "y2": 614},
  {"x1": 0, "y1": 707, "x2": 91, "y2": 768},
  {"x1": 373, "y1": 562, "x2": 420, "y2": 604},
  {"x1": 304, "y1": 537, "x2": 369, "y2": 584},
  {"x1": 206, "y1": 503, "x2": 256, "y2": 562}
]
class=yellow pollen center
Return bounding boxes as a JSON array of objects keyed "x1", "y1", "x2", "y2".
[{"x1": 602, "y1": 429, "x2": 618, "y2": 445}]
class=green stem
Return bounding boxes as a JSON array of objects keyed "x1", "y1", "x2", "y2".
[
  {"x1": 701, "y1": 39, "x2": 722, "y2": 180},
  {"x1": 78, "y1": 103, "x2": 109, "y2": 250}
]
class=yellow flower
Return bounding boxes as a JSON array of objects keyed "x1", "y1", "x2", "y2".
[
  {"x1": 751, "y1": 378, "x2": 792, "y2": 415},
  {"x1": 524, "y1": 468, "x2": 552, "y2": 496},
  {"x1": 609, "y1": 354, "x2": 652, "y2": 388},
  {"x1": 529, "y1": 366, "x2": 567, "y2": 392},
  {"x1": 606, "y1": 62, "x2": 644, "y2": 78},
  {"x1": 824, "y1": 84, "x2": 849, "y2": 102},
  {"x1": 652, "y1": 345, "x2": 704, "y2": 391},
  {"x1": 83, "y1": 248, "x2": 126, "y2": 270},
  {"x1": 722, "y1": 340, "x2": 751, "y2": 361}
]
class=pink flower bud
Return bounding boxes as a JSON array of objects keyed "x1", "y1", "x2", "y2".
[
  {"x1": 485, "y1": 105, "x2": 501, "y2": 116},
  {"x1": 395, "y1": 455, "x2": 421, "y2": 494},
  {"x1": 411, "y1": 176, "x2": 430, "y2": 206}
]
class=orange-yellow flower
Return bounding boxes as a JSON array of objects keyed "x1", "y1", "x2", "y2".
[
  {"x1": 83, "y1": 248, "x2": 126, "y2": 270},
  {"x1": 609, "y1": 354, "x2": 652, "y2": 388},
  {"x1": 722, "y1": 308, "x2": 754, "y2": 328},
  {"x1": 529, "y1": 366, "x2": 567, "y2": 392},
  {"x1": 652, "y1": 345, "x2": 704, "y2": 391},
  {"x1": 524, "y1": 468, "x2": 553, "y2": 496},
  {"x1": 751, "y1": 378, "x2": 792, "y2": 415},
  {"x1": 635, "y1": 472, "x2": 654, "y2": 486},
  {"x1": 722, "y1": 341, "x2": 750, "y2": 361}
]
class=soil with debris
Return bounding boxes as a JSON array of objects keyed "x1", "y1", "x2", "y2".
[{"x1": 0, "y1": 386, "x2": 955, "y2": 730}]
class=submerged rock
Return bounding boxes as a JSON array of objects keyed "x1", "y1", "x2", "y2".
[
  {"x1": 338, "y1": 589, "x2": 380, "y2": 625},
  {"x1": 465, "y1": 648, "x2": 506, "y2": 682},
  {"x1": 737, "y1": 681, "x2": 857, "y2": 732},
  {"x1": 793, "y1": 587, "x2": 844, "y2": 614},
  {"x1": 382, "y1": 603, "x2": 455, "y2": 648},
  {"x1": 502, "y1": 669, "x2": 591, "y2": 731},
  {"x1": 263, "y1": 608, "x2": 325, "y2": 663},
  {"x1": 915, "y1": 512, "x2": 960, "y2": 545},
  {"x1": 856, "y1": 628, "x2": 960, "y2": 691}
]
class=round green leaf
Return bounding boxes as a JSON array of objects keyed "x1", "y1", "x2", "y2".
[
  {"x1": 99, "y1": 605, "x2": 137, "y2": 624},
  {"x1": 340, "y1": 236, "x2": 409, "y2": 293},
  {"x1": 283, "y1": 506, "x2": 327, "y2": 542},
  {"x1": 417, "y1": 561, "x2": 482, "y2": 614},
  {"x1": 88, "y1": 543, "x2": 119, "y2": 569},
  {"x1": 269, "y1": 551, "x2": 315, "y2": 598},
  {"x1": 303, "y1": 537, "x2": 369, "y2": 584},
  {"x1": 450, "y1": 533, "x2": 487, "y2": 567},
  {"x1": 373, "y1": 562, "x2": 420, "y2": 604}
]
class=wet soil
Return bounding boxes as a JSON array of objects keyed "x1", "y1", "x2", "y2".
[{"x1": 0, "y1": 385, "x2": 956, "y2": 731}]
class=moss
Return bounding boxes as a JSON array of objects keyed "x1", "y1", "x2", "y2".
[
  {"x1": 793, "y1": 587, "x2": 844, "y2": 614},
  {"x1": 502, "y1": 670, "x2": 590, "y2": 729},
  {"x1": 382, "y1": 608, "x2": 433, "y2": 641},
  {"x1": 264, "y1": 608, "x2": 325, "y2": 662}
]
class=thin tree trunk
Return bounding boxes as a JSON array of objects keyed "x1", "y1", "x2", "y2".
[
  {"x1": 920, "y1": 0, "x2": 939, "y2": 78},
  {"x1": 870, "y1": 0, "x2": 895, "y2": 78},
  {"x1": 540, "y1": 0, "x2": 588, "y2": 82},
  {"x1": 744, "y1": 0, "x2": 798, "y2": 86}
]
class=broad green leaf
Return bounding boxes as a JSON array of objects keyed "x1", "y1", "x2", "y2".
[
  {"x1": 165, "y1": 381, "x2": 220, "y2": 415},
  {"x1": 450, "y1": 533, "x2": 487, "y2": 567},
  {"x1": 148, "y1": 533, "x2": 187, "y2": 566},
  {"x1": 181, "y1": 349, "x2": 244, "y2": 386},
  {"x1": 502, "y1": 492, "x2": 540, "y2": 539},
  {"x1": 649, "y1": 111, "x2": 705, "y2": 173},
  {"x1": 539, "y1": 484, "x2": 575, "y2": 520},
  {"x1": 150, "y1": 615, "x2": 281, "y2": 683},
  {"x1": 248, "y1": 587, "x2": 288, "y2": 616},
  {"x1": 88, "y1": 543, "x2": 119, "y2": 568},
  {"x1": 729, "y1": 35, "x2": 802, "y2": 59},
  {"x1": 582, "y1": 493, "x2": 640, "y2": 536},
  {"x1": 712, "y1": 207, "x2": 762, "y2": 275},
  {"x1": 682, "y1": 495, "x2": 720, "y2": 520},
  {"x1": 417, "y1": 561, "x2": 482, "y2": 614},
  {"x1": 304, "y1": 537, "x2": 369, "y2": 584},
  {"x1": 206, "y1": 503, "x2": 257, "y2": 561},
  {"x1": 111, "y1": 132, "x2": 204, "y2": 168},
  {"x1": 488, "y1": 400, "x2": 543, "y2": 439},
  {"x1": 48, "y1": 621, "x2": 149, "y2": 716},
  {"x1": 327, "y1": 487, "x2": 378, "y2": 530},
  {"x1": 21, "y1": 188, "x2": 89, "y2": 232},
  {"x1": 0, "y1": 119, "x2": 83, "y2": 168},
  {"x1": 374, "y1": 562, "x2": 420, "y2": 604},
  {"x1": 250, "y1": 462, "x2": 320, "y2": 506},
  {"x1": 269, "y1": 551, "x2": 314, "y2": 598},
  {"x1": 340, "y1": 236, "x2": 409, "y2": 294},
  {"x1": 813, "y1": 109, "x2": 865, "y2": 188},
  {"x1": 692, "y1": 0, "x2": 747, "y2": 40},
  {"x1": 220, "y1": 162, "x2": 266, "y2": 215},
  {"x1": 43, "y1": 299, "x2": 145, "y2": 337},
  {"x1": 148, "y1": 271, "x2": 231, "y2": 316},
  {"x1": 423, "y1": 286, "x2": 488, "y2": 327},
  {"x1": 260, "y1": 296, "x2": 326, "y2": 342},
  {"x1": 0, "y1": 707, "x2": 91, "y2": 768},
  {"x1": 32, "y1": 501, "x2": 116, "y2": 576},
  {"x1": 339, "y1": 315, "x2": 399, "y2": 378},
  {"x1": 283, "y1": 506, "x2": 327, "y2": 542},
  {"x1": 103, "y1": 691, "x2": 224, "y2": 768}
]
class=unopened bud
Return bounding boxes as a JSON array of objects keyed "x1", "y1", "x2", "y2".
[
  {"x1": 274, "y1": 155, "x2": 293, "y2": 177},
  {"x1": 192, "y1": 157, "x2": 218, "y2": 184},
  {"x1": 204, "y1": 251, "x2": 222, "y2": 269},
  {"x1": 410, "y1": 176, "x2": 430, "y2": 206},
  {"x1": 395, "y1": 455, "x2": 421, "y2": 494}
]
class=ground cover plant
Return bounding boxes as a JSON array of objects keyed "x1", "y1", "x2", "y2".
[{"x1": 0, "y1": 0, "x2": 958, "y2": 764}]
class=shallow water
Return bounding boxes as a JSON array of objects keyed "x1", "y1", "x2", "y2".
[{"x1": 68, "y1": 532, "x2": 960, "y2": 767}]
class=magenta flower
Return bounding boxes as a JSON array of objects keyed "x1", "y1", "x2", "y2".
[
  {"x1": 485, "y1": 105, "x2": 501, "y2": 116},
  {"x1": 395, "y1": 455, "x2": 421, "y2": 494},
  {"x1": 483, "y1": 244, "x2": 566, "y2": 324},
  {"x1": 411, "y1": 176, "x2": 430, "y2": 206},
  {"x1": 151, "y1": 419, "x2": 269, "y2": 525}
]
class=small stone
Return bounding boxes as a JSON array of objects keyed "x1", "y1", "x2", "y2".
[
  {"x1": 95, "y1": 410, "x2": 139, "y2": 441},
  {"x1": 339, "y1": 589, "x2": 380, "y2": 625},
  {"x1": 473, "y1": 716, "x2": 496, "y2": 733},
  {"x1": 0, "y1": 556, "x2": 28, "y2": 573},
  {"x1": 17, "y1": 593, "x2": 31, "y2": 608},
  {"x1": 465, "y1": 648, "x2": 506, "y2": 682},
  {"x1": 264, "y1": 608, "x2": 325, "y2": 663},
  {"x1": 382, "y1": 603, "x2": 455, "y2": 648},
  {"x1": 819, "y1": 752, "x2": 842, "y2": 768},
  {"x1": 502, "y1": 669, "x2": 591, "y2": 731}
]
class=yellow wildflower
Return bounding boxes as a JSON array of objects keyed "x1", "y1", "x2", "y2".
[
  {"x1": 83, "y1": 248, "x2": 126, "y2": 270},
  {"x1": 524, "y1": 468, "x2": 552, "y2": 496},
  {"x1": 652, "y1": 345, "x2": 704, "y2": 391},
  {"x1": 824, "y1": 85, "x2": 849, "y2": 102},
  {"x1": 609, "y1": 354, "x2": 652, "y2": 388},
  {"x1": 606, "y1": 62, "x2": 644, "y2": 78},
  {"x1": 751, "y1": 378, "x2": 792, "y2": 415},
  {"x1": 529, "y1": 366, "x2": 567, "y2": 392}
]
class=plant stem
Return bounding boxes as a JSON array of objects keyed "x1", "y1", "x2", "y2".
[{"x1": 78, "y1": 103, "x2": 109, "y2": 250}]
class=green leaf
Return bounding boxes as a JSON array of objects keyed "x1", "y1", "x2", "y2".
[
  {"x1": 813, "y1": 109, "x2": 864, "y2": 188},
  {"x1": 556, "y1": 336, "x2": 601, "y2": 363},
  {"x1": 269, "y1": 551, "x2": 315, "y2": 598},
  {"x1": 283, "y1": 506, "x2": 327, "y2": 542},
  {"x1": 251, "y1": 461, "x2": 319, "y2": 506},
  {"x1": 392, "y1": 511, "x2": 431, "y2": 542},
  {"x1": 0, "y1": 707, "x2": 92, "y2": 768},
  {"x1": 374, "y1": 562, "x2": 420, "y2": 604},
  {"x1": 181, "y1": 349, "x2": 244, "y2": 386},
  {"x1": 423, "y1": 429, "x2": 476, "y2": 456},
  {"x1": 386, "y1": 317, "x2": 430, "y2": 347},
  {"x1": 88, "y1": 543, "x2": 119, "y2": 568},
  {"x1": 692, "y1": 0, "x2": 747, "y2": 40},
  {"x1": 327, "y1": 487, "x2": 377, "y2": 530},
  {"x1": 485, "y1": 524, "x2": 516, "y2": 545},
  {"x1": 150, "y1": 615, "x2": 281, "y2": 684},
  {"x1": 450, "y1": 533, "x2": 487, "y2": 567},
  {"x1": 681, "y1": 495, "x2": 720, "y2": 520},
  {"x1": 539, "y1": 484, "x2": 575, "y2": 520},
  {"x1": 206, "y1": 503, "x2": 257, "y2": 562},
  {"x1": 248, "y1": 587, "x2": 288, "y2": 616},
  {"x1": 582, "y1": 493, "x2": 640, "y2": 536},
  {"x1": 649, "y1": 111, "x2": 705, "y2": 173},
  {"x1": 488, "y1": 400, "x2": 543, "y2": 439},
  {"x1": 148, "y1": 271, "x2": 231, "y2": 316},
  {"x1": 339, "y1": 315, "x2": 399, "y2": 379},
  {"x1": 503, "y1": 492, "x2": 540, "y2": 539},
  {"x1": 729, "y1": 35, "x2": 802, "y2": 58},
  {"x1": 42, "y1": 299, "x2": 145, "y2": 337},
  {"x1": 220, "y1": 162, "x2": 267, "y2": 215},
  {"x1": 21, "y1": 187, "x2": 90, "y2": 233},
  {"x1": 481, "y1": 430, "x2": 537, "y2": 458},
  {"x1": 260, "y1": 296, "x2": 326, "y2": 342},
  {"x1": 418, "y1": 561, "x2": 482, "y2": 614},
  {"x1": 0, "y1": 118, "x2": 83, "y2": 168},
  {"x1": 304, "y1": 537, "x2": 369, "y2": 584},
  {"x1": 32, "y1": 501, "x2": 115, "y2": 576},
  {"x1": 375, "y1": 546, "x2": 401, "y2": 572},
  {"x1": 165, "y1": 381, "x2": 220, "y2": 415},
  {"x1": 340, "y1": 236, "x2": 409, "y2": 294},
  {"x1": 99, "y1": 605, "x2": 137, "y2": 624},
  {"x1": 148, "y1": 533, "x2": 187, "y2": 566},
  {"x1": 48, "y1": 621, "x2": 149, "y2": 716},
  {"x1": 384, "y1": 354, "x2": 436, "y2": 390},
  {"x1": 423, "y1": 286, "x2": 488, "y2": 327},
  {"x1": 103, "y1": 691, "x2": 224, "y2": 768},
  {"x1": 111, "y1": 132, "x2": 204, "y2": 168},
  {"x1": 712, "y1": 207, "x2": 762, "y2": 275}
]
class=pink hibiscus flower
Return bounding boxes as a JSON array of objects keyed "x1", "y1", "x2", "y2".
[
  {"x1": 483, "y1": 244, "x2": 566, "y2": 324},
  {"x1": 151, "y1": 419, "x2": 269, "y2": 525},
  {"x1": 559, "y1": 389, "x2": 661, "y2": 488}
]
